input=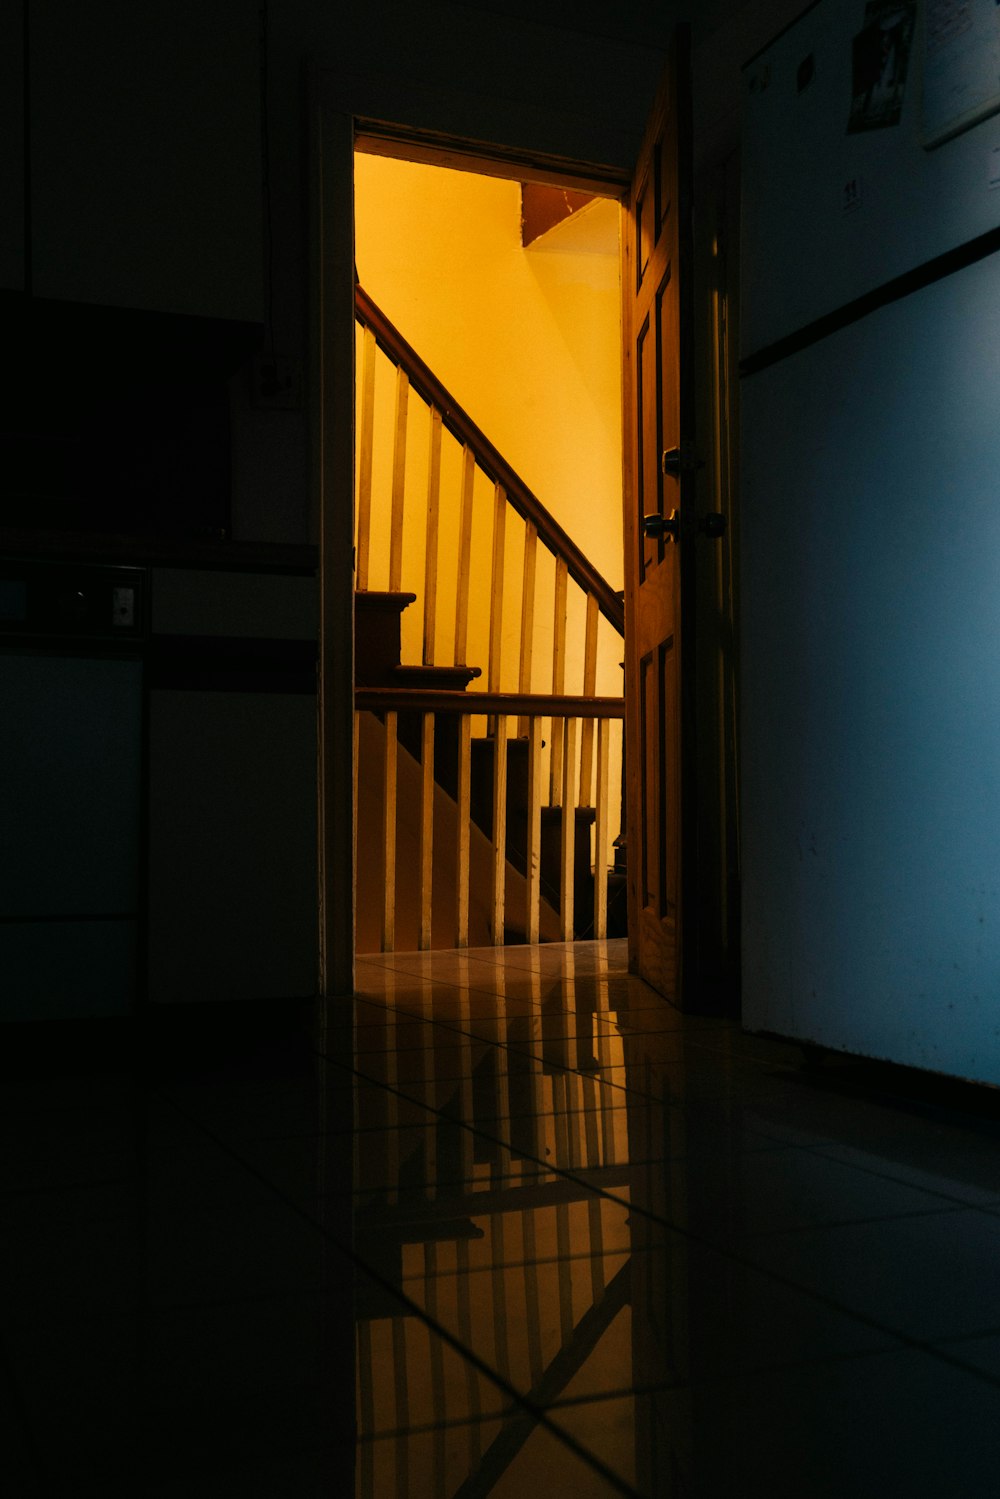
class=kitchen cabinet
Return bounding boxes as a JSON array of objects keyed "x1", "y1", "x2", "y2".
[
  {"x1": 30, "y1": 0, "x2": 262, "y2": 321},
  {"x1": 0, "y1": 3, "x2": 24, "y2": 290}
]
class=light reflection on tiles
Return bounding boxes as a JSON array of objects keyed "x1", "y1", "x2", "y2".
[
  {"x1": 9, "y1": 938, "x2": 1000, "y2": 1495},
  {"x1": 352, "y1": 939, "x2": 1000, "y2": 1499}
]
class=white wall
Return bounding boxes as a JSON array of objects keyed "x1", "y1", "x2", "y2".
[
  {"x1": 741, "y1": 0, "x2": 1000, "y2": 1083},
  {"x1": 353, "y1": 155, "x2": 626, "y2": 874},
  {"x1": 231, "y1": 0, "x2": 673, "y2": 547},
  {"x1": 742, "y1": 247, "x2": 1000, "y2": 1085},
  {"x1": 353, "y1": 154, "x2": 624, "y2": 690},
  {"x1": 740, "y1": 0, "x2": 1000, "y2": 358},
  {"x1": 355, "y1": 155, "x2": 623, "y2": 589},
  {"x1": 230, "y1": 0, "x2": 805, "y2": 546}
]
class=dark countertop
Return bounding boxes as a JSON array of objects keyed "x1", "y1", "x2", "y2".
[{"x1": 0, "y1": 530, "x2": 319, "y2": 575}]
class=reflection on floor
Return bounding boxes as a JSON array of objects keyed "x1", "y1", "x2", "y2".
[
  {"x1": 5, "y1": 939, "x2": 1000, "y2": 1495},
  {"x1": 351, "y1": 941, "x2": 1000, "y2": 1498}
]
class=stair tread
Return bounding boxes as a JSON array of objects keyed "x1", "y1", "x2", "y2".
[
  {"x1": 471, "y1": 736, "x2": 529, "y2": 754},
  {"x1": 355, "y1": 590, "x2": 417, "y2": 612},
  {"x1": 354, "y1": 592, "x2": 418, "y2": 687},
  {"x1": 391, "y1": 664, "x2": 482, "y2": 687},
  {"x1": 541, "y1": 804, "x2": 597, "y2": 822}
]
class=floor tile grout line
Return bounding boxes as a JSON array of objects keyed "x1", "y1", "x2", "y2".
[
  {"x1": 341, "y1": 1149, "x2": 774, "y2": 1192},
  {"x1": 355, "y1": 939, "x2": 629, "y2": 979},
  {"x1": 343, "y1": 1051, "x2": 952, "y2": 1158},
  {"x1": 342, "y1": 1018, "x2": 803, "y2": 1113},
  {"x1": 350, "y1": 989, "x2": 808, "y2": 1077},
  {"x1": 355, "y1": 1341, "x2": 929, "y2": 1442},
  {"x1": 341, "y1": 1056, "x2": 946, "y2": 1223},
  {"x1": 799, "y1": 1142, "x2": 1000, "y2": 1213},
  {"x1": 237, "y1": 1109, "x2": 787, "y2": 1150},
  {"x1": 155, "y1": 1064, "x2": 995, "y2": 1216},
  {"x1": 317, "y1": 1054, "x2": 1000, "y2": 1378},
  {"x1": 151, "y1": 995, "x2": 1000, "y2": 1406},
  {"x1": 338, "y1": 1064, "x2": 788, "y2": 1113},
  {"x1": 155, "y1": 1089, "x2": 644, "y2": 1499},
  {"x1": 351, "y1": 1006, "x2": 683, "y2": 1045},
  {"x1": 356, "y1": 1188, "x2": 969, "y2": 1246},
  {"x1": 350, "y1": 1022, "x2": 762, "y2": 1067},
  {"x1": 354, "y1": 965, "x2": 636, "y2": 993},
  {"x1": 353, "y1": 989, "x2": 706, "y2": 1026},
  {"x1": 935, "y1": 1325, "x2": 1000, "y2": 1346},
  {"x1": 712, "y1": 1204, "x2": 966, "y2": 1238},
  {"x1": 894, "y1": 1339, "x2": 1000, "y2": 1388},
  {"x1": 337, "y1": 1217, "x2": 1000, "y2": 1401},
  {"x1": 363, "y1": 1246, "x2": 644, "y2": 1283},
  {"x1": 343, "y1": 1146, "x2": 971, "y2": 1217}
]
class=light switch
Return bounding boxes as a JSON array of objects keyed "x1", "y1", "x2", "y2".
[{"x1": 113, "y1": 587, "x2": 135, "y2": 628}]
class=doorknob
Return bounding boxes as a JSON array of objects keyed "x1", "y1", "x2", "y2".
[
  {"x1": 643, "y1": 510, "x2": 726, "y2": 544},
  {"x1": 643, "y1": 510, "x2": 680, "y2": 542}
]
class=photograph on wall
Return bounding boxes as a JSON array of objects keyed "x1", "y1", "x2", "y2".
[
  {"x1": 922, "y1": 0, "x2": 1000, "y2": 147},
  {"x1": 848, "y1": 1, "x2": 917, "y2": 131}
]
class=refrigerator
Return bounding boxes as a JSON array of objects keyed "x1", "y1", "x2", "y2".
[{"x1": 740, "y1": 0, "x2": 1000, "y2": 1085}]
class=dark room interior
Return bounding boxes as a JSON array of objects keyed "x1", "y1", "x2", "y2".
[{"x1": 4, "y1": 2, "x2": 1000, "y2": 1494}]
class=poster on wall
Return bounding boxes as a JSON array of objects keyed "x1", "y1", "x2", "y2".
[
  {"x1": 847, "y1": 2, "x2": 917, "y2": 132},
  {"x1": 922, "y1": 0, "x2": 1000, "y2": 147}
]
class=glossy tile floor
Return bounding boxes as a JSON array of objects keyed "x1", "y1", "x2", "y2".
[{"x1": 5, "y1": 940, "x2": 1000, "y2": 1495}]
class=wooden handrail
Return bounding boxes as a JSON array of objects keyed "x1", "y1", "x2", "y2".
[
  {"x1": 355, "y1": 285, "x2": 625, "y2": 636},
  {"x1": 355, "y1": 687, "x2": 624, "y2": 717}
]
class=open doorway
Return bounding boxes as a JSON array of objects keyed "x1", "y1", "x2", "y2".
[
  {"x1": 350, "y1": 146, "x2": 628, "y2": 954},
  {"x1": 315, "y1": 38, "x2": 738, "y2": 1006}
]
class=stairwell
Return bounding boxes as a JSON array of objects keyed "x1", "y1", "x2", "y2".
[
  {"x1": 355, "y1": 591, "x2": 598, "y2": 951},
  {"x1": 352, "y1": 287, "x2": 626, "y2": 954}
]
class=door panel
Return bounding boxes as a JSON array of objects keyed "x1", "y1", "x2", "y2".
[{"x1": 623, "y1": 29, "x2": 695, "y2": 1005}]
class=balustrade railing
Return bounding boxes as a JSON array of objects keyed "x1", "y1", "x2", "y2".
[
  {"x1": 354, "y1": 287, "x2": 626, "y2": 952},
  {"x1": 355, "y1": 690, "x2": 623, "y2": 951}
]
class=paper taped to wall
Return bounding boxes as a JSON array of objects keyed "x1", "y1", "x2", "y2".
[{"x1": 923, "y1": 0, "x2": 1000, "y2": 147}]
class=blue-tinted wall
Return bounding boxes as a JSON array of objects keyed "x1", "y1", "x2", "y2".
[{"x1": 741, "y1": 0, "x2": 1000, "y2": 1083}]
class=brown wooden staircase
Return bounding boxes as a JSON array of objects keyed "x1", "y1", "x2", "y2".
[
  {"x1": 353, "y1": 288, "x2": 626, "y2": 952},
  {"x1": 355, "y1": 590, "x2": 607, "y2": 948}
]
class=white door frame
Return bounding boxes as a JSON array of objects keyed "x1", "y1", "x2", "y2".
[{"x1": 309, "y1": 76, "x2": 630, "y2": 996}]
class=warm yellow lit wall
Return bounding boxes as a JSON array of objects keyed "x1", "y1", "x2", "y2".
[
  {"x1": 354, "y1": 152, "x2": 625, "y2": 878},
  {"x1": 354, "y1": 152, "x2": 623, "y2": 691}
]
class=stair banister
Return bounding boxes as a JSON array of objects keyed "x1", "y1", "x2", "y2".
[
  {"x1": 354, "y1": 287, "x2": 627, "y2": 954},
  {"x1": 355, "y1": 688, "x2": 624, "y2": 717},
  {"x1": 355, "y1": 285, "x2": 625, "y2": 636},
  {"x1": 355, "y1": 692, "x2": 622, "y2": 952}
]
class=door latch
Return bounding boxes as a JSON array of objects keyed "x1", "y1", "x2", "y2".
[
  {"x1": 661, "y1": 443, "x2": 704, "y2": 478},
  {"x1": 643, "y1": 509, "x2": 726, "y2": 544},
  {"x1": 643, "y1": 510, "x2": 680, "y2": 542}
]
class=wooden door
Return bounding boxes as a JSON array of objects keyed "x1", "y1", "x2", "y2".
[{"x1": 622, "y1": 30, "x2": 697, "y2": 1005}]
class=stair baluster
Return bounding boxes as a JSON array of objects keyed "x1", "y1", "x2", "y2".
[
  {"x1": 353, "y1": 286, "x2": 627, "y2": 953},
  {"x1": 423, "y1": 407, "x2": 442, "y2": 665},
  {"x1": 419, "y1": 713, "x2": 435, "y2": 951}
]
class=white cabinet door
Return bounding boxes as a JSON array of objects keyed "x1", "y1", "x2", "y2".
[
  {"x1": 147, "y1": 687, "x2": 318, "y2": 1005},
  {"x1": 0, "y1": 2, "x2": 24, "y2": 290},
  {"x1": 0, "y1": 654, "x2": 142, "y2": 1019},
  {"x1": 31, "y1": 0, "x2": 262, "y2": 321}
]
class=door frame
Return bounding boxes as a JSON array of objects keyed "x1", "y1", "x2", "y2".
[{"x1": 310, "y1": 80, "x2": 642, "y2": 996}]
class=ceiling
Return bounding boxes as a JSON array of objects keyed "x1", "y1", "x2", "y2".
[{"x1": 446, "y1": 0, "x2": 810, "y2": 52}]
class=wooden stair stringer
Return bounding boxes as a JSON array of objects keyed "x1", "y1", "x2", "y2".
[{"x1": 355, "y1": 711, "x2": 562, "y2": 953}]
